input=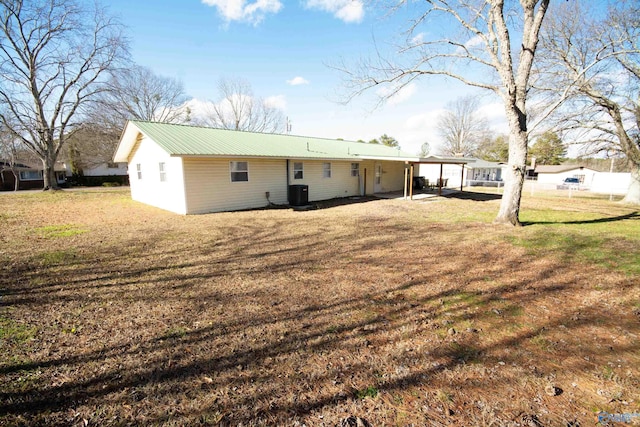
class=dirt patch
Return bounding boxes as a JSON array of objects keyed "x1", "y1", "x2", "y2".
[{"x1": 0, "y1": 189, "x2": 638, "y2": 426}]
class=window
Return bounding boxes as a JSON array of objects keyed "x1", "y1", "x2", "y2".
[
  {"x1": 230, "y1": 161, "x2": 248, "y2": 182},
  {"x1": 19, "y1": 170, "x2": 43, "y2": 181},
  {"x1": 323, "y1": 162, "x2": 332, "y2": 178},
  {"x1": 136, "y1": 163, "x2": 142, "y2": 180},
  {"x1": 107, "y1": 162, "x2": 119, "y2": 169},
  {"x1": 293, "y1": 162, "x2": 303, "y2": 180},
  {"x1": 159, "y1": 162, "x2": 167, "y2": 182},
  {"x1": 351, "y1": 163, "x2": 359, "y2": 177}
]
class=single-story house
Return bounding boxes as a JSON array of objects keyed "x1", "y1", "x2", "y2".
[
  {"x1": 64, "y1": 161, "x2": 128, "y2": 179},
  {"x1": 1, "y1": 160, "x2": 67, "y2": 191},
  {"x1": 113, "y1": 121, "x2": 472, "y2": 214},
  {"x1": 465, "y1": 159, "x2": 506, "y2": 186},
  {"x1": 533, "y1": 165, "x2": 600, "y2": 188}
]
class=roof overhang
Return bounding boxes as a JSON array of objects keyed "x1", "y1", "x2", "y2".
[
  {"x1": 178, "y1": 154, "x2": 370, "y2": 162},
  {"x1": 113, "y1": 121, "x2": 142, "y2": 163}
]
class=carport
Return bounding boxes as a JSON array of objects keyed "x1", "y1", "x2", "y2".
[{"x1": 402, "y1": 156, "x2": 475, "y2": 200}]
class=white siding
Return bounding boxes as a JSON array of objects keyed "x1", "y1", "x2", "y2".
[
  {"x1": 588, "y1": 172, "x2": 630, "y2": 195},
  {"x1": 183, "y1": 158, "x2": 288, "y2": 214},
  {"x1": 288, "y1": 160, "x2": 361, "y2": 201},
  {"x1": 349, "y1": 161, "x2": 406, "y2": 195},
  {"x1": 67, "y1": 162, "x2": 128, "y2": 177},
  {"x1": 379, "y1": 161, "x2": 407, "y2": 192},
  {"x1": 128, "y1": 136, "x2": 187, "y2": 214}
]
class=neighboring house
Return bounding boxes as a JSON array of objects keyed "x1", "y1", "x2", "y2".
[
  {"x1": 533, "y1": 165, "x2": 600, "y2": 189},
  {"x1": 1, "y1": 160, "x2": 66, "y2": 191},
  {"x1": 65, "y1": 161, "x2": 128, "y2": 179},
  {"x1": 113, "y1": 121, "x2": 472, "y2": 214},
  {"x1": 465, "y1": 159, "x2": 506, "y2": 186},
  {"x1": 59, "y1": 125, "x2": 129, "y2": 185},
  {"x1": 62, "y1": 161, "x2": 129, "y2": 186}
]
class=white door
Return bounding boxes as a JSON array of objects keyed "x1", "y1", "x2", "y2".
[{"x1": 374, "y1": 163, "x2": 383, "y2": 193}]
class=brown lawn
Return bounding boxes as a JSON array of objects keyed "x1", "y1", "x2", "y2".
[{"x1": 0, "y1": 188, "x2": 638, "y2": 426}]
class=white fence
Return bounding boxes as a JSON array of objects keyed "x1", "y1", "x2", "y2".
[{"x1": 464, "y1": 172, "x2": 632, "y2": 198}]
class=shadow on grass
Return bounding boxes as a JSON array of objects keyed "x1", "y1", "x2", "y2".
[
  {"x1": 442, "y1": 191, "x2": 503, "y2": 202},
  {"x1": 0, "y1": 202, "x2": 637, "y2": 426},
  {"x1": 521, "y1": 211, "x2": 639, "y2": 226}
]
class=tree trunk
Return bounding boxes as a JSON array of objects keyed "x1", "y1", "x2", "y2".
[
  {"x1": 621, "y1": 165, "x2": 640, "y2": 205},
  {"x1": 494, "y1": 103, "x2": 528, "y2": 226},
  {"x1": 42, "y1": 155, "x2": 60, "y2": 191}
]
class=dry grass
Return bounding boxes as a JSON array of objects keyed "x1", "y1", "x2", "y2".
[{"x1": 0, "y1": 188, "x2": 638, "y2": 426}]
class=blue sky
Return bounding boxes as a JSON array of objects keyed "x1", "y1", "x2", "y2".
[{"x1": 105, "y1": 0, "x2": 510, "y2": 155}]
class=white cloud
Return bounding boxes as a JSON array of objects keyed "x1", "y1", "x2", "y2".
[
  {"x1": 410, "y1": 32, "x2": 425, "y2": 45},
  {"x1": 405, "y1": 109, "x2": 443, "y2": 131},
  {"x1": 201, "y1": 0, "x2": 282, "y2": 25},
  {"x1": 465, "y1": 35, "x2": 485, "y2": 49},
  {"x1": 304, "y1": 0, "x2": 364, "y2": 23},
  {"x1": 477, "y1": 102, "x2": 507, "y2": 133},
  {"x1": 376, "y1": 83, "x2": 417, "y2": 107},
  {"x1": 286, "y1": 76, "x2": 310, "y2": 86},
  {"x1": 264, "y1": 95, "x2": 287, "y2": 110}
]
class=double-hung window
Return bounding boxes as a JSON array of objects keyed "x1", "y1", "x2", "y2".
[
  {"x1": 159, "y1": 162, "x2": 167, "y2": 182},
  {"x1": 230, "y1": 161, "x2": 249, "y2": 182},
  {"x1": 293, "y1": 162, "x2": 303, "y2": 179},
  {"x1": 323, "y1": 162, "x2": 332, "y2": 178},
  {"x1": 351, "y1": 163, "x2": 359, "y2": 177},
  {"x1": 136, "y1": 163, "x2": 142, "y2": 180}
]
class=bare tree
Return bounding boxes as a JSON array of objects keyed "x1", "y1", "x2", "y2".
[
  {"x1": 419, "y1": 142, "x2": 431, "y2": 157},
  {"x1": 89, "y1": 65, "x2": 190, "y2": 131},
  {"x1": 0, "y1": 0, "x2": 127, "y2": 190},
  {"x1": 437, "y1": 96, "x2": 489, "y2": 156},
  {"x1": 536, "y1": 1, "x2": 640, "y2": 204},
  {"x1": 71, "y1": 65, "x2": 190, "y2": 176},
  {"x1": 198, "y1": 77, "x2": 286, "y2": 133},
  {"x1": 59, "y1": 124, "x2": 120, "y2": 177},
  {"x1": 335, "y1": 0, "x2": 550, "y2": 225}
]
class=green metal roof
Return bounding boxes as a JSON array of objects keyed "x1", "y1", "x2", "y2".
[{"x1": 114, "y1": 120, "x2": 418, "y2": 162}]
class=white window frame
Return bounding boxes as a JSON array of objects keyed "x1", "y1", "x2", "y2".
[
  {"x1": 323, "y1": 162, "x2": 332, "y2": 178},
  {"x1": 19, "y1": 170, "x2": 43, "y2": 181},
  {"x1": 159, "y1": 162, "x2": 167, "y2": 182},
  {"x1": 293, "y1": 162, "x2": 303, "y2": 180},
  {"x1": 351, "y1": 163, "x2": 359, "y2": 177},
  {"x1": 136, "y1": 163, "x2": 142, "y2": 180},
  {"x1": 230, "y1": 161, "x2": 249, "y2": 182}
]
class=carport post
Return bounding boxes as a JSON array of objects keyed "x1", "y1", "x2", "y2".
[
  {"x1": 409, "y1": 163, "x2": 414, "y2": 200},
  {"x1": 460, "y1": 164, "x2": 465, "y2": 191},
  {"x1": 403, "y1": 164, "x2": 408, "y2": 199}
]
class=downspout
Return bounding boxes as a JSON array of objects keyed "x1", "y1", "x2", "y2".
[{"x1": 286, "y1": 159, "x2": 290, "y2": 204}]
